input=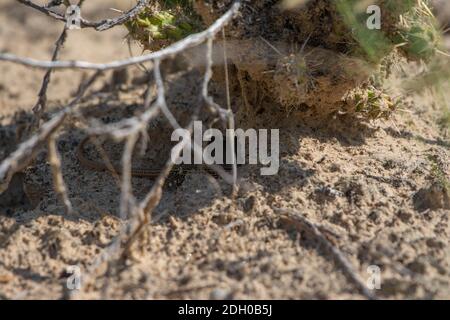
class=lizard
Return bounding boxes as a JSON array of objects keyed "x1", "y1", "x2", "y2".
[
  {"x1": 76, "y1": 135, "x2": 229, "y2": 180},
  {"x1": 76, "y1": 135, "x2": 163, "y2": 178}
]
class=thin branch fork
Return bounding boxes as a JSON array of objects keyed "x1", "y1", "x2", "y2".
[
  {"x1": 0, "y1": 1, "x2": 242, "y2": 194},
  {"x1": 16, "y1": 0, "x2": 149, "y2": 31},
  {"x1": 0, "y1": 71, "x2": 102, "y2": 194},
  {"x1": 33, "y1": 27, "x2": 68, "y2": 125},
  {"x1": 121, "y1": 38, "x2": 240, "y2": 256},
  {"x1": 121, "y1": 114, "x2": 199, "y2": 258},
  {"x1": 0, "y1": 1, "x2": 242, "y2": 71},
  {"x1": 73, "y1": 17, "x2": 241, "y2": 292},
  {"x1": 0, "y1": 2, "x2": 243, "y2": 298}
]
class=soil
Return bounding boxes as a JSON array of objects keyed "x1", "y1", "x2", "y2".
[{"x1": 0, "y1": 0, "x2": 449, "y2": 300}]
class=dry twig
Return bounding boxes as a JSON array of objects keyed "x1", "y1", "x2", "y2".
[
  {"x1": 274, "y1": 207, "x2": 378, "y2": 300},
  {"x1": 22, "y1": 2, "x2": 243, "y2": 298},
  {"x1": 33, "y1": 27, "x2": 68, "y2": 125},
  {"x1": 0, "y1": 71, "x2": 101, "y2": 194},
  {"x1": 47, "y1": 134, "x2": 73, "y2": 214},
  {"x1": 0, "y1": 2, "x2": 242, "y2": 71},
  {"x1": 16, "y1": 0, "x2": 150, "y2": 31}
]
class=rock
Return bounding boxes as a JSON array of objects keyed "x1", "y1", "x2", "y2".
[
  {"x1": 210, "y1": 288, "x2": 231, "y2": 300},
  {"x1": 413, "y1": 183, "x2": 450, "y2": 211}
]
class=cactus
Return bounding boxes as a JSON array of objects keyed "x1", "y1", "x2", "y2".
[
  {"x1": 125, "y1": 0, "x2": 201, "y2": 51},
  {"x1": 125, "y1": 0, "x2": 443, "y2": 120}
]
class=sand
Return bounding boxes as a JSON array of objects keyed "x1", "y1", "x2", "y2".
[{"x1": 0, "y1": 0, "x2": 449, "y2": 300}]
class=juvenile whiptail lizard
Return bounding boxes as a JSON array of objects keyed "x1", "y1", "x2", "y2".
[
  {"x1": 76, "y1": 136, "x2": 225, "y2": 179},
  {"x1": 76, "y1": 136, "x2": 163, "y2": 178}
]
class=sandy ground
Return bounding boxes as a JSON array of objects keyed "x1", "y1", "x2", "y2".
[{"x1": 0, "y1": 1, "x2": 450, "y2": 300}]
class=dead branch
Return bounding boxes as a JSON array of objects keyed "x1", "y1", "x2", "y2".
[
  {"x1": 0, "y1": 71, "x2": 101, "y2": 194},
  {"x1": 122, "y1": 119, "x2": 197, "y2": 257},
  {"x1": 47, "y1": 133, "x2": 73, "y2": 214},
  {"x1": 119, "y1": 133, "x2": 138, "y2": 220},
  {"x1": 274, "y1": 207, "x2": 378, "y2": 300},
  {"x1": 32, "y1": 27, "x2": 68, "y2": 124},
  {"x1": 0, "y1": 1, "x2": 240, "y2": 194},
  {"x1": 221, "y1": 29, "x2": 238, "y2": 195},
  {"x1": 34, "y1": 2, "x2": 244, "y2": 299},
  {"x1": 16, "y1": 0, "x2": 66, "y2": 24},
  {"x1": 16, "y1": 0, "x2": 149, "y2": 31},
  {"x1": 0, "y1": 1, "x2": 242, "y2": 71}
]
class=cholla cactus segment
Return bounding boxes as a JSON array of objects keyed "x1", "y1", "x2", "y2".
[
  {"x1": 189, "y1": 0, "x2": 442, "y2": 118},
  {"x1": 394, "y1": 1, "x2": 442, "y2": 61},
  {"x1": 318, "y1": 0, "x2": 440, "y2": 63},
  {"x1": 124, "y1": 0, "x2": 442, "y2": 119},
  {"x1": 346, "y1": 86, "x2": 397, "y2": 120},
  {"x1": 125, "y1": 0, "x2": 201, "y2": 51}
]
